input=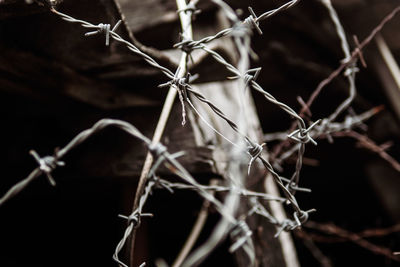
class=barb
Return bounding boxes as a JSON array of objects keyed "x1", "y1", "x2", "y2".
[
  {"x1": 246, "y1": 139, "x2": 265, "y2": 175},
  {"x1": 302, "y1": 3, "x2": 400, "y2": 116},
  {"x1": 287, "y1": 120, "x2": 320, "y2": 145},
  {"x1": 0, "y1": 117, "x2": 249, "y2": 266},
  {"x1": 174, "y1": 0, "x2": 301, "y2": 50},
  {"x1": 251, "y1": 198, "x2": 315, "y2": 238},
  {"x1": 29, "y1": 149, "x2": 65, "y2": 186},
  {"x1": 84, "y1": 20, "x2": 122, "y2": 46},
  {"x1": 50, "y1": 8, "x2": 175, "y2": 79},
  {"x1": 198, "y1": 45, "x2": 307, "y2": 130},
  {"x1": 272, "y1": 107, "x2": 385, "y2": 170},
  {"x1": 229, "y1": 220, "x2": 253, "y2": 254},
  {"x1": 229, "y1": 67, "x2": 262, "y2": 91},
  {"x1": 271, "y1": 3, "x2": 400, "y2": 161},
  {"x1": 0, "y1": 119, "x2": 151, "y2": 207},
  {"x1": 114, "y1": 177, "x2": 156, "y2": 267},
  {"x1": 158, "y1": 69, "x2": 195, "y2": 126},
  {"x1": 185, "y1": 80, "x2": 312, "y2": 228}
]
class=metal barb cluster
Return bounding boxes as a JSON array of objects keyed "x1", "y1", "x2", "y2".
[
  {"x1": 229, "y1": 67, "x2": 262, "y2": 91},
  {"x1": 29, "y1": 150, "x2": 65, "y2": 186},
  {"x1": 229, "y1": 220, "x2": 253, "y2": 253},
  {"x1": 158, "y1": 69, "x2": 194, "y2": 125},
  {"x1": 84, "y1": 20, "x2": 121, "y2": 46},
  {"x1": 288, "y1": 120, "x2": 321, "y2": 145},
  {"x1": 243, "y1": 7, "x2": 262, "y2": 35},
  {"x1": 246, "y1": 139, "x2": 265, "y2": 175}
]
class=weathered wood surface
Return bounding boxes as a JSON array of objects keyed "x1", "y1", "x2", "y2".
[{"x1": 190, "y1": 78, "x2": 299, "y2": 267}]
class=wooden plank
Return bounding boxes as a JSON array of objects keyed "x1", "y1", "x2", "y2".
[
  {"x1": 0, "y1": 45, "x2": 160, "y2": 109},
  {"x1": 190, "y1": 80, "x2": 298, "y2": 267}
]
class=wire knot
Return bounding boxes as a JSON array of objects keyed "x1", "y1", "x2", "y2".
[
  {"x1": 229, "y1": 220, "x2": 253, "y2": 252},
  {"x1": 127, "y1": 211, "x2": 140, "y2": 227},
  {"x1": 159, "y1": 69, "x2": 193, "y2": 94},
  {"x1": 344, "y1": 65, "x2": 359, "y2": 77},
  {"x1": 151, "y1": 176, "x2": 175, "y2": 193},
  {"x1": 275, "y1": 219, "x2": 296, "y2": 237},
  {"x1": 243, "y1": 7, "x2": 263, "y2": 35},
  {"x1": 229, "y1": 67, "x2": 261, "y2": 91},
  {"x1": 84, "y1": 20, "x2": 121, "y2": 46},
  {"x1": 159, "y1": 69, "x2": 196, "y2": 125},
  {"x1": 118, "y1": 211, "x2": 153, "y2": 228},
  {"x1": 286, "y1": 181, "x2": 312, "y2": 193},
  {"x1": 174, "y1": 37, "x2": 200, "y2": 55},
  {"x1": 148, "y1": 143, "x2": 167, "y2": 158},
  {"x1": 30, "y1": 150, "x2": 65, "y2": 186},
  {"x1": 294, "y1": 209, "x2": 316, "y2": 226},
  {"x1": 288, "y1": 120, "x2": 321, "y2": 145},
  {"x1": 246, "y1": 139, "x2": 265, "y2": 175},
  {"x1": 243, "y1": 67, "x2": 261, "y2": 89}
]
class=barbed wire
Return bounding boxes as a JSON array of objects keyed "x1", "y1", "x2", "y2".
[
  {"x1": 50, "y1": 8, "x2": 175, "y2": 80},
  {"x1": 0, "y1": 1, "x2": 313, "y2": 264},
  {"x1": 0, "y1": 118, "x2": 255, "y2": 265},
  {"x1": 2, "y1": 0, "x2": 399, "y2": 266},
  {"x1": 50, "y1": 0, "x2": 312, "y2": 207},
  {"x1": 269, "y1": 3, "x2": 400, "y2": 165},
  {"x1": 0, "y1": 119, "x2": 148, "y2": 207},
  {"x1": 269, "y1": 108, "x2": 379, "y2": 169},
  {"x1": 174, "y1": 0, "x2": 301, "y2": 49},
  {"x1": 268, "y1": 0, "x2": 400, "y2": 173},
  {"x1": 173, "y1": 1, "x2": 321, "y2": 210},
  {"x1": 48, "y1": 0, "x2": 311, "y2": 265}
]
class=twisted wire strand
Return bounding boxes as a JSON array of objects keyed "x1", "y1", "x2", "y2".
[
  {"x1": 174, "y1": 1, "x2": 317, "y2": 207},
  {"x1": 185, "y1": 83, "x2": 308, "y2": 217},
  {"x1": 180, "y1": 5, "x2": 315, "y2": 258},
  {"x1": 181, "y1": 0, "x2": 315, "y2": 236},
  {"x1": 0, "y1": 118, "x2": 245, "y2": 264},
  {"x1": 48, "y1": 0, "x2": 311, "y2": 233},
  {"x1": 199, "y1": 46, "x2": 307, "y2": 130},
  {"x1": 182, "y1": 2, "x2": 256, "y2": 265},
  {"x1": 321, "y1": 0, "x2": 357, "y2": 124},
  {"x1": 195, "y1": 43, "x2": 316, "y2": 201},
  {"x1": 0, "y1": 119, "x2": 150, "y2": 207},
  {"x1": 114, "y1": 178, "x2": 156, "y2": 267},
  {"x1": 51, "y1": 4, "x2": 256, "y2": 263},
  {"x1": 271, "y1": 0, "x2": 360, "y2": 178},
  {"x1": 174, "y1": 0, "x2": 301, "y2": 49},
  {"x1": 50, "y1": 8, "x2": 175, "y2": 80},
  {"x1": 256, "y1": 0, "x2": 300, "y2": 22}
]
